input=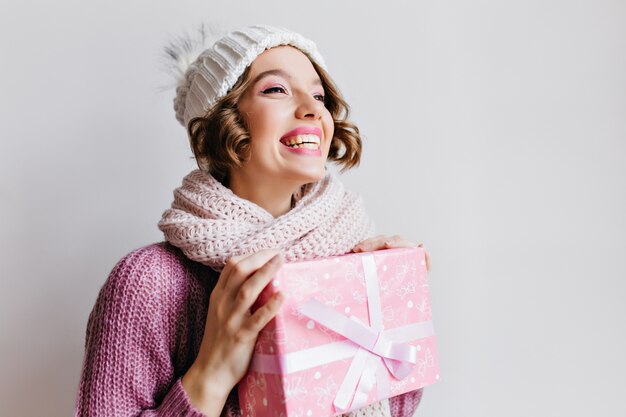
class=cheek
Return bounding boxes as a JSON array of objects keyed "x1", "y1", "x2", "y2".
[
  {"x1": 252, "y1": 100, "x2": 292, "y2": 127},
  {"x1": 243, "y1": 105, "x2": 275, "y2": 139},
  {"x1": 323, "y1": 112, "x2": 334, "y2": 144}
]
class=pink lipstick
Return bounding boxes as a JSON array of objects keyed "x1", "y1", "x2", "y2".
[
  {"x1": 280, "y1": 144, "x2": 322, "y2": 156},
  {"x1": 280, "y1": 126, "x2": 322, "y2": 140},
  {"x1": 279, "y1": 125, "x2": 323, "y2": 156}
]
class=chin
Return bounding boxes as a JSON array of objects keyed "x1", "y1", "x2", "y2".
[{"x1": 288, "y1": 169, "x2": 326, "y2": 186}]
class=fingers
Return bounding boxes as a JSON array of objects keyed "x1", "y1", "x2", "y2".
[
  {"x1": 220, "y1": 249, "x2": 281, "y2": 293},
  {"x1": 241, "y1": 291, "x2": 285, "y2": 335},
  {"x1": 231, "y1": 253, "x2": 284, "y2": 316},
  {"x1": 382, "y1": 236, "x2": 418, "y2": 249},
  {"x1": 352, "y1": 235, "x2": 432, "y2": 272},
  {"x1": 353, "y1": 235, "x2": 418, "y2": 252},
  {"x1": 352, "y1": 235, "x2": 386, "y2": 252}
]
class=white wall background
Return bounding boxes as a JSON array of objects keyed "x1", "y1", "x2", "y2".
[{"x1": 1, "y1": 1, "x2": 625, "y2": 416}]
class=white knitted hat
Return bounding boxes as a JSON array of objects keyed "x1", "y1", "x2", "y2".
[{"x1": 171, "y1": 24, "x2": 327, "y2": 128}]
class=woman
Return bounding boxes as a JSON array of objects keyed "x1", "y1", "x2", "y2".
[{"x1": 75, "y1": 24, "x2": 431, "y2": 417}]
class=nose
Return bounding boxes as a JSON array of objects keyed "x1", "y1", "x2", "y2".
[{"x1": 295, "y1": 93, "x2": 323, "y2": 120}]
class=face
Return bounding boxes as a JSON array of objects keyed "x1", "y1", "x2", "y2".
[{"x1": 236, "y1": 45, "x2": 334, "y2": 186}]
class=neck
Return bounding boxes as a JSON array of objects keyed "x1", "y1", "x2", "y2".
[{"x1": 228, "y1": 171, "x2": 301, "y2": 218}]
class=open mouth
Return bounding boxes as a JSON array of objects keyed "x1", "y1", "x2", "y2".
[{"x1": 279, "y1": 134, "x2": 321, "y2": 150}]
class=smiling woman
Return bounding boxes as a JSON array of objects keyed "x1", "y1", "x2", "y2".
[
  {"x1": 74, "y1": 24, "x2": 428, "y2": 417},
  {"x1": 236, "y1": 47, "x2": 332, "y2": 180},
  {"x1": 190, "y1": 46, "x2": 337, "y2": 217}
]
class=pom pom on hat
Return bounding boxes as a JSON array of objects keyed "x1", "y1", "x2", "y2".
[
  {"x1": 162, "y1": 23, "x2": 227, "y2": 90},
  {"x1": 165, "y1": 24, "x2": 327, "y2": 129}
]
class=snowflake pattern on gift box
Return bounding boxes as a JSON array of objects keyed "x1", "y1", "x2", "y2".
[
  {"x1": 287, "y1": 271, "x2": 320, "y2": 301},
  {"x1": 398, "y1": 304, "x2": 411, "y2": 326},
  {"x1": 287, "y1": 409, "x2": 306, "y2": 417},
  {"x1": 290, "y1": 303, "x2": 306, "y2": 320},
  {"x1": 390, "y1": 376, "x2": 409, "y2": 394},
  {"x1": 314, "y1": 375, "x2": 339, "y2": 407},
  {"x1": 378, "y1": 279, "x2": 391, "y2": 296},
  {"x1": 415, "y1": 297, "x2": 432, "y2": 314},
  {"x1": 246, "y1": 373, "x2": 267, "y2": 394},
  {"x1": 285, "y1": 337, "x2": 311, "y2": 352},
  {"x1": 244, "y1": 399, "x2": 256, "y2": 417},
  {"x1": 417, "y1": 264, "x2": 429, "y2": 287},
  {"x1": 396, "y1": 281, "x2": 416, "y2": 300},
  {"x1": 282, "y1": 375, "x2": 308, "y2": 403},
  {"x1": 258, "y1": 325, "x2": 287, "y2": 346},
  {"x1": 253, "y1": 340, "x2": 266, "y2": 353},
  {"x1": 320, "y1": 286, "x2": 342, "y2": 307},
  {"x1": 343, "y1": 261, "x2": 365, "y2": 286},
  {"x1": 417, "y1": 348, "x2": 435, "y2": 376},
  {"x1": 391, "y1": 259, "x2": 417, "y2": 287},
  {"x1": 318, "y1": 320, "x2": 341, "y2": 342},
  {"x1": 351, "y1": 288, "x2": 366, "y2": 304}
]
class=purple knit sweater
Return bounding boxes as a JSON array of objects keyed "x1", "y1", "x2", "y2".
[{"x1": 74, "y1": 242, "x2": 423, "y2": 416}]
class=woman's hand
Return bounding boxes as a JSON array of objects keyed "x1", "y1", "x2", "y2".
[
  {"x1": 352, "y1": 234, "x2": 431, "y2": 272},
  {"x1": 182, "y1": 249, "x2": 285, "y2": 417}
]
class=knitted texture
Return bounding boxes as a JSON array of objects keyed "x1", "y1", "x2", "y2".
[
  {"x1": 74, "y1": 243, "x2": 424, "y2": 416},
  {"x1": 158, "y1": 169, "x2": 375, "y2": 271},
  {"x1": 172, "y1": 24, "x2": 327, "y2": 128},
  {"x1": 351, "y1": 397, "x2": 391, "y2": 417}
]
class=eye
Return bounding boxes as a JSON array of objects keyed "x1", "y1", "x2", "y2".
[
  {"x1": 313, "y1": 93, "x2": 325, "y2": 102},
  {"x1": 261, "y1": 86, "x2": 287, "y2": 94}
]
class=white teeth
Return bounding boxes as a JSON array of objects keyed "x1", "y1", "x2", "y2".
[{"x1": 283, "y1": 134, "x2": 321, "y2": 146}]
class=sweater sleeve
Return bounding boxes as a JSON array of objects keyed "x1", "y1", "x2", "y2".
[
  {"x1": 74, "y1": 247, "x2": 206, "y2": 417},
  {"x1": 388, "y1": 388, "x2": 423, "y2": 417}
]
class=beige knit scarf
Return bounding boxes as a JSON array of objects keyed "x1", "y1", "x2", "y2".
[
  {"x1": 158, "y1": 169, "x2": 377, "y2": 271},
  {"x1": 158, "y1": 169, "x2": 391, "y2": 417}
]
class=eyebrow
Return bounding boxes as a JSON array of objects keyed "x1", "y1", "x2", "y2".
[{"x1": 250, "y1": 69, "x2": 322, "y2": 87}]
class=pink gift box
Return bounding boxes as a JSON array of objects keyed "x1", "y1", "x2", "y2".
[{"x1": 238, "y1": 247, "x2": 439, "y2": 417}]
